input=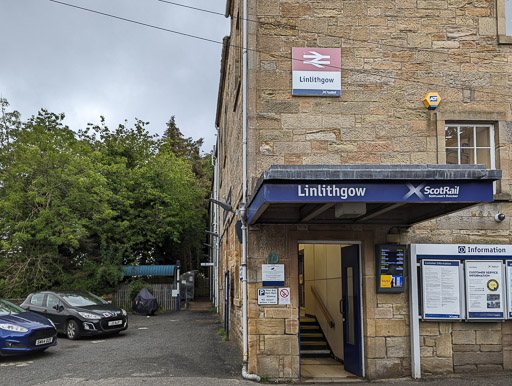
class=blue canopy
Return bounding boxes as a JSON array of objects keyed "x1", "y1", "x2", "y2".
[{"x1": 123, "y1": 265, "x2": 176, "y2": 277}]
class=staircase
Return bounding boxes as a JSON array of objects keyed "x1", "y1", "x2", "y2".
[{"x1": 300, "y1": 315, "x2": 331, "y2": 358}]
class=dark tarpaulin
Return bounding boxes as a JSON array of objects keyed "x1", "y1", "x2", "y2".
[{"x1": 132, "y1": 288, "x2": 158, "y2": 316}]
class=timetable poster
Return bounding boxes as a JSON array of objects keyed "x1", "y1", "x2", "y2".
[
  {"x1": 421, "y1": 260, "x2": 462, "y2": 320},
  {"x1": 465, "y1": 260, "x2": 505, "y2": 319}
]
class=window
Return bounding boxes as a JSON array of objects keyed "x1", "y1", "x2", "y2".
[
  {"x1": 445, "y1": 124, "x2": 495, "y2": 169},
  {"x1": 497, "y1": 0, "x2": 512, "y2": 43},
  {"x1": 30, "y1": 293, "x2": 45, "y2": 306}
]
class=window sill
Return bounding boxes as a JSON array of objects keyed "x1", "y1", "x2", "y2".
[{"x1": 498, "y1": 34, "x2": 512, "y2": 44}]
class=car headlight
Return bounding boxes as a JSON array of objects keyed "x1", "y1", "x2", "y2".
[
  {"x1": 121, "y1": 309, "x2": 127, "y2": 316},
  {"x1": 77, "y1": 312, "x2": 101, "y2": 320},
  {"x1": 0, "y1": 323, "x2": 29, "y2": 333}
]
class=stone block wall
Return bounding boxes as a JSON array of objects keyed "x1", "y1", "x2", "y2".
[{"x1": 246, "y1": 0, "x2": 512, "y2": 198}]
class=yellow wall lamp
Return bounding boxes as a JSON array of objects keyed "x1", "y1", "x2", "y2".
[{"x1": 423, "y1": 92, "x2": 441, "y2": 110}]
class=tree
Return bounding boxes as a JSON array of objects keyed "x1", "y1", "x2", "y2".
[{"x1": 0, "y1": 109, "x2": 112, "y2": 297}]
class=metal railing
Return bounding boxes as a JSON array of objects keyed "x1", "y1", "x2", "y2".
[{"x1": 311, "y1": 286, "x2": 335, "y2": 328}]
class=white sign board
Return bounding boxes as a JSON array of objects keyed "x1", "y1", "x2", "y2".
[
  {"x1": 201, "y1": 262, "x2": 214, "y2": 267},
  {"x1": 465, "y1": 260, "x2": 505, "y2": 319},
  {"x1": 507, "y1": 261, "x2": 512, "y2": 319},
  {"x1": 292, "y1": 47, "x2": 341, "y2": 96},
  {"x1": 421, "y1": 260, "x2": 463, "y2": 320},
  {"x1": 258, "y1": 288, "x2": 278, "y2": 305},
  {"x1": 279, "y1": 288, "x2": 290, "y2": 305},
  {"x1": 262, "y1": 264, "x2": 285, "y2": 287}
]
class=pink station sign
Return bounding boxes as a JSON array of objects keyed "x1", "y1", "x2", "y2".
[{"x1": 292, "y1": 47, "x2": 341, "y2": 96}]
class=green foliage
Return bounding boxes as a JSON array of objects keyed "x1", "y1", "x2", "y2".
[
  {"x1": 128, "y1": 278, "x2": 153, "y2": 301},
  {"x1": 217, "y1": 328, "x2": 226, "y2": 337},
  {"x1": 0, "y1": 100, "x2": 212, "y2": 297}
]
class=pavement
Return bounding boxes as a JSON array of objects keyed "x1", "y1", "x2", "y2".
[{"x1": 2, "y1": 300, "x2": 511, "y2": 385}]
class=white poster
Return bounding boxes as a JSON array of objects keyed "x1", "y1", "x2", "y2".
[
  {"x1": 421, "y1": 260, "x2": 462, "y2": 320},
  {"x1": 465, "y1": 260, "x2": 505, "y2": 319},
  {"x1": 262, "y1": 264, "x2": 285, "y2": 287},
  {"x1": 507, "y1": 261, "x2": 512, "y2": 319}
]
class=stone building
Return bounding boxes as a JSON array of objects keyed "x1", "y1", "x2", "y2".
[{"x1": 209, "y1": 0, "x2": 512, "y2": 381}]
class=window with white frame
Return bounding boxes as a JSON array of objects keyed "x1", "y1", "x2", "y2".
[
  {"x1": 445, "y1": 124, "x2": 495, "y2": 169},
  {"x1": 498, "y1": 0, "x2": 512, "y2": 43},
  {"x1": 506, "y1": 0, "x2": 512, "y2": 34}
]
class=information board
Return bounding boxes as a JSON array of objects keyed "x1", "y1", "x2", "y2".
[
  {"x1": 421, "y1": 260, "x2": 463, "y2": 320},
  {"x1": 376, "y1": 244, "x2": 406, "y2": 293},
  {"x1": 465, "y1": 260, "x2": 505, "y2": 319},
  {"x1": 507, "y1": 261, "x2": 512, "y2": 319}
]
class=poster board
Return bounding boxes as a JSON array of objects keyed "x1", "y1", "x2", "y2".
[
  {"x1": 376, "y1": 244, "x2": 406, "y2": 293},
  {"x1": 507, "y1": 261, "x2": 512, "y2": 319},
  {"x1": 465, "y1": 260, "x2": 505, "y2": 320},
  {"x1": 421, "y1": 260, "x2": 463, "y2": 320}
]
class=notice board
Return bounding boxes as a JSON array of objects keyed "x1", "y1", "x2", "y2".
[
  {"x1": 376, "y1": 244, "x2": 405, "y2": 293},
  {"x1": 465, "y1": 260, "x2": 505, "y2": 320},
  {"x1": 421, "y1": 260, "x2": 463, "y2": 320}
]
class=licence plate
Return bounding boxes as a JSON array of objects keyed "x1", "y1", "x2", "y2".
[
  {"x1": 108, "y1": 320, "x2": 123, "y2": 326},
  {"x1": 35, "y1": 337, "x2": 53, "y2": 346}
]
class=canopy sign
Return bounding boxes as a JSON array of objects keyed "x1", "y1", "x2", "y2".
[{"x1": 292, "y1": 47, "x2": 341, "y2": 96}]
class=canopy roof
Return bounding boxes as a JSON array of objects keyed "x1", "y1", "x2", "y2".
[
  {"x1": 123, "y1": 265, "x2": 176, "y2": 277},
  {"x1": 247, "y1": 165, "x2": 501, "y2": 227}
]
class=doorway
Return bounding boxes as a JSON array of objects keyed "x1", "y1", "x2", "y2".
[{"x1": 298, "y1": 242, "x2": 364, "y2": 379}]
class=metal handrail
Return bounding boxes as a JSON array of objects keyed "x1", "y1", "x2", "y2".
[{"x1": 311, "y1": 286, "x2": 335, "y2": 328}]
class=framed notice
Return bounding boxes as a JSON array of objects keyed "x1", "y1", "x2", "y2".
[
  {"x1": 376, "y1": 244, "x2": 406, "y2": 293},
  {"x1": 258, "y1": 288, "x2": 278, "y2": 305},
  {"x1": 262, "y1": 264, "x2": 285, "y2": 287},
  {"x1": 465, "y1": 260, "x2": 505, "y2": 320},
  {"x1": 507, "y1": 261, "x2": 512, "y2": 319},
  {"x1": 421, "y1": 260, "x2": 463, "y2": 320}
]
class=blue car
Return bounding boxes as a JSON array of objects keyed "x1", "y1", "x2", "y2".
[{"x1": 0, "y1": 298, "x2": 57, "y2": 356}]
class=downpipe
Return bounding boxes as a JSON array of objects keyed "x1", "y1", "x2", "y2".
[
  {"x1": 241, "y1": 0, "x2": 260, "y2": 382},
  {"x1": 242, "y1": 364, "x2": 261, "y2": 382}
]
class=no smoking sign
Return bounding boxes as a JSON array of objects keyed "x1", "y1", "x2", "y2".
[{"x1": 279, "y1": 287, "x2": 290, "y2": 305}]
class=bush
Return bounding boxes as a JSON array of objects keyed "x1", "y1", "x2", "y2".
[{"x1": 128, "y1": 278, "x2": 153, "y2": 300}]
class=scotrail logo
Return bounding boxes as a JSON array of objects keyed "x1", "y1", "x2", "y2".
[{"x1": 403, "y1": 183, "x2": 460, "y2": 200}]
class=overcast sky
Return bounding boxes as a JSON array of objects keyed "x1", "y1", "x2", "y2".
[{"x1": 0, "y1": 0, "x2": 229, "y2": 152}]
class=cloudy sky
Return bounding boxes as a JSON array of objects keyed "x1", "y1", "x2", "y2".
[{"x1": 0, "y1": 0, "x2": 230, "y2": 152}]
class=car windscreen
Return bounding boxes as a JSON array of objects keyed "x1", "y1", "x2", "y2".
[
  {"x1": 59, "y1": 292, "x2": 108, "y2": 307},
  {"x1": 0, "y1": 298, "x2": 27, "y2": 316}
]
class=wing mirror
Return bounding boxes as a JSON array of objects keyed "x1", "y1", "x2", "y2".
[{"x1": 53, "y1": 304, "x2": 64, "y2": 312}]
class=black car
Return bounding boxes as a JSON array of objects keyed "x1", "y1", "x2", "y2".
[{"x1": 21, "y1": 291, "x2": 128, "y2": 340}]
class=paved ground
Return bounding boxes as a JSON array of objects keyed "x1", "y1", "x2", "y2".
[
  {"x1": 1, "y1": 303, "x2": 252, "y2": 385},
  {"x1": 2, "y1": 303, "x2": 511, "y2": 385}
]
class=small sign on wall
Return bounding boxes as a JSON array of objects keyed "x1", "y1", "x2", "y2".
[
  {"x1": 279, "y1": 288, "x2": 290, "y2": 305},
  {"x1": 262, "y1": 264, "x2": 285, "y2": 287},
  {"x1": 258, "y1": 288, "x2": 278, "y2": 305}
]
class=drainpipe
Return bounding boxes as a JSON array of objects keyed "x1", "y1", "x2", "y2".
[{"x1": 241, "y1": 0, "x2": 257, "y2": 381}]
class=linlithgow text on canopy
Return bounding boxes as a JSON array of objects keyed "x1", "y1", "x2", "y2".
[{"x1": 297, "y1": 185, "x2": 366, "y2": 200}]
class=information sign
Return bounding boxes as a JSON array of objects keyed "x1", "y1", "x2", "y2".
[
  {"x1": 421, "y1": 260, "x2": 463, "y2": 320},
  {"x1": 258, "y1": 288, "x2": 278, "y2": 305},
  {"x1": 262, "y1": 264, "x2": 285, "y2": 287},
  {"x1": 376, "y1": 244, "x2": 406, "y2": 293},
  {"x1": 465, "y1": 260, "x2": 505, "y2": 319},
  {"x1": 507, "y1": 261, "x2": 512, "y2": 319}
]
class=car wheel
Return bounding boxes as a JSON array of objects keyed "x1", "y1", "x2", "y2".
[{"x1": 66, "y1": 319, "x2": 81, "y2": 340}]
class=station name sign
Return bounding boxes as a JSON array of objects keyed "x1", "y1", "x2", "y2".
[
  {"x1": 292, "y1": 47, "x2": 341, "y2": 96},
  {"x1": 264, "y1": 181, "x2": 493, "y2": 203}
]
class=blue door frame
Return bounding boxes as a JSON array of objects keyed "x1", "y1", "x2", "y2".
[
  {"x1": 224, "y1": 270, "x2": 229, "y2": 339},
  {"x1": 342, "y1": 244, "x2": 363, "y2": 377}
]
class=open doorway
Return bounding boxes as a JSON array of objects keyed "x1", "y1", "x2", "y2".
[{"x1": 298, "y1": 242, "x2": 363, "y2": 380}]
